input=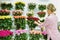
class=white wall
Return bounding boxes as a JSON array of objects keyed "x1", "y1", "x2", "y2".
[{"x1": 0, "y1": 0, "x2": 60, "y2": 21}]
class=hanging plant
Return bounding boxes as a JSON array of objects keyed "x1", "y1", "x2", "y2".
[
  {"x1": 15, "y1": 2, "x2": 25, "y2": 10},
  {"x1": 27, "y1": 16, "x2": 39, "y2": 30},
  {"x1": 28, "y1": 3, "x2": 36, "y2": 10},
  {"x1": 38, "y1": 5, "x2": 46, "y2": 18},
  {"x1": 1, "y1": 3, "x2": 13, "y2": 10},
  {"x1": 0, "y1": 10, "x2": 10, "y2": 16},
  {"x1": 14, "y1": 16, "x2": 26, "y2": 29},
  {"x1": 0, "y1": 30, "x2": 13, "y2": 40},
  {"x1": 0, "y1": 16, "x2": 12, "y2": 30},
  {"x1": 15, "y1": 30, "x2": 27, "y2": 40},
  {"x1": 13, "y1": 10, "x2": 23, "y2": 16},
  {"x1": 29, "y1": 30, "x2": 44, "y2": 40}
]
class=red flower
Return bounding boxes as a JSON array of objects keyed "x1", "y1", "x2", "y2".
[
  {"x1": 37, "y1": 12, "x2": 45, "y2": 14},
  {"x1": 27, "y1": 16, "x2": 39, "y2": 21}
]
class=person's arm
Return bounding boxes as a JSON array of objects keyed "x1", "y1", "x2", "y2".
[{"x1": 34, "y1": 18, "x2": 50, "y2": 28}]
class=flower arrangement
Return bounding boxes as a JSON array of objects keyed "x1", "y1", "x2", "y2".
[
  {"x1": 0, "y1": 30, "x2": 13, "y2": 40},
  {"x1": 0, "y1": 16, "x2": 12, "y2": 30},
  {"x1": 1, "y1": 3, "x2": 13, "y2": 10},
  {"x1": 27, "y1": 16, "x2": 39, "y2": 30},
  {"x1": 13, "y1": 10, "x2": 23, "y2": 16},
  {"x1": 38, "y1": 5, "x2": 46, "y2": 17},
  {"x1": 28, "y1": 3, "x2": 36, "y2": 10},
  {"x1": 14, "y1": 16, "x2": 26, "y2": 29},
  {"x1": 37, "y1": 12, "x2": 46, "y2": 18},
  {"x1": 15, "y1": 30, "x2": 27, "y2": 40},
  {"x1": 0, "y1": 10, "x2": 10, "y2": 16},
  {"x1": 15, "y1": 2, "x2": 25, "y2": 10},
  {"x1": 29, "y1": 30, "x2": 43, "y2": 40},
  {"x1": 27, "y1": 12, "x2": 33, "y2": 17}
]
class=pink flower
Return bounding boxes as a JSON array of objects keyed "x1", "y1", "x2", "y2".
[
  {"x1": 0, "y1": 30, "x2": 13, "y2": 37},
  {"x1": 15, "y1": 30, "x2": 27, "y2": 35}
]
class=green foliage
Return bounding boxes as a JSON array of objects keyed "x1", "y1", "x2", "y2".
[
  {"x1": 15, "y1": 2, "x2": 25, "y2": 10},
  {"x1": 1, "y1": 3, "x2": 13, "y2": 10},
  {"x1": 15, "y1": 33, "x2": 27, "y2": 40},
  {"x1": 29, "y1": 34, "x2": 43, "y2": 40},
  {"x1": 28, "y1": 3, "x2": 36, "y2": 10},
  {"x1": 0, "y1": 18, "x2": 12, "y2": 30},
  {"x1": 38, "y1": 5, "x2": 46, "y2": 11},
  {"x1": 15, "y1": 18, "x2": 26, "y2": 29}
]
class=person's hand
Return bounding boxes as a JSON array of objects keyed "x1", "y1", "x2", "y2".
[{"x1": 34, "y1": 21, "x2": 40, "y2": 25}]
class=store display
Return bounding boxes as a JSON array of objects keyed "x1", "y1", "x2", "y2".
[{"x1": 0, "y1": 1, "x2": 48, "y2": 40}]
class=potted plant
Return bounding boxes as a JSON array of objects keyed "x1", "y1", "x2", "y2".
[
  {"x1": 1, "y1": 3, "x2": 13, "y2": 10},
  {"x1": 15, "y1": 2, "x2": 25, "y2": 10},
  {"x1": 0, "y1": 10, "x2": 10, "y2": 16},
  {"x1": 14, "y1": 16, "x2": 26, "y2": 29},
  {"x1": 29, "y1": 30, "x2": 44, "y2": 40},
  {"x1": 27, "y1": 16, "x2": 39, "y2": 30},
  {"x1": 28, "y1": 3, "x2": 36, "y2": 10},
  {"x1": 0, "y1": 16, "x2": 12, "y2": 30},
  {"x1": 27, "y1": 12, "x2": 33, "y2": 17},
  {"x1": 38, "y1": 5, "x2": 46, "y2": 18},
  {"x1": 0, "y1": 30, "x2": 13, "y2": 40},
  {"x1": 15, "y1": 30, "x2": 27, "y2": 40},
  {"x1": 28, "y1": 3, "x2": 36, "y2": 14},
  {"x1": 13, "y1": 10, "x2": 23, "y2": 16}
]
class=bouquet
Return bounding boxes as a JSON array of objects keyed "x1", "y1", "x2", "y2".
[
  {"x1": 13, "y1": 10, "x2": 23, "y2": 16},
  {"x1": 0, "y1": 16, "x2": 12, "y2": 30},
  {"x1": 38, "y1": 5, "x2": 46, "y2": 17},
  {"x1": 28, "y1": 3, "x2": 36, "y2": 10},
  {"x1": 0, "y1": 30, "x2": 13, "y2": 40},
  {"x1": 14, "y1": 16, "x2": 26, "y2": 29},
  {"x1": 29, "y1": 30, "x2": 43, "y2": 40},
  {"x1": 15, "y1": 2, "x2": 25, "y2": 10},
  {"x1": 27, "y1": 12, "x2": 33, "y2": 17},
  {"x1": 0, "y1": 10, "x2": 10, "y2": 16},
  {"x1": 1, "y1": 3, "x2": 13, "y2": 10},
  {"x1": 15, "y1": 30, "x2": 27, "y2": 40},
  {"x1": 27, "y1": 16, "x2": 39, "y2": 30}
]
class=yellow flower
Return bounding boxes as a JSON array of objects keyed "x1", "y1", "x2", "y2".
[
  {"x1": 0, "y1": 16, "x2": 12, "y2": 19},
  {"x1": 15, "y1": 2, "x2": 25, "y2": 5},
  {"x1": 20, "y1": 2, "x2": 25, "y2": 5},
  {"x1": 59, "y1": 26, "x2": 60, "y2": 29}
]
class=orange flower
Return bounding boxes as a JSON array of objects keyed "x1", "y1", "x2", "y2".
[{"x1": 14, "y1": 16, "x2": 27, "y2": 19}]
